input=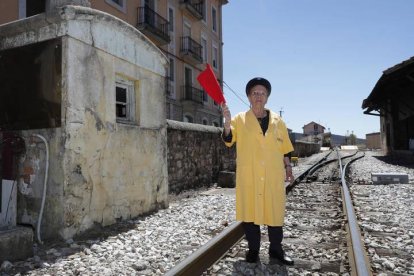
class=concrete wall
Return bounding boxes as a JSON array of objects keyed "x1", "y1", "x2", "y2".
[
  {"x1": 167, "y1": 120, "x2": 235, "y2": 194},
  {"x1": 60, "y1": 7, "x2": 168, "y2": 239}
]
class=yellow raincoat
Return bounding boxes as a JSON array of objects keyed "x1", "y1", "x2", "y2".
[{"x1": 224, "y1": 110, "x2": 293, "y2": 226}]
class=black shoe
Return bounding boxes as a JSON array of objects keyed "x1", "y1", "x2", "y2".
[
  {"x1": 245, "y1": 250, "x2": 259, "y2": 263},
  {"x1": 269, "y1": 250, "x2": 294, "y2": 266}
]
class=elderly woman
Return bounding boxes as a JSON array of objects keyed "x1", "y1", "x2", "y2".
[{"x1": 221, "y1": 77, "x2": 294, "y2": 265}]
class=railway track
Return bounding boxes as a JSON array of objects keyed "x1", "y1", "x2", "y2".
[{"x1": 165, "y1": 150, "x2": 373, "y2": 275}]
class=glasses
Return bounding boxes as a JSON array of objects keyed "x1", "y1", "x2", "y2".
[{"x1": 250, "y1": 90, "x2": 268, "y2": 97}]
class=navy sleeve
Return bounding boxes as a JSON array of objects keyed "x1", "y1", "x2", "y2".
[{"x1": 222, "y1": 130, "x2": 233, "y2": 142}]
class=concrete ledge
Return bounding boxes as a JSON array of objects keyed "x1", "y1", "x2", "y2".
[
  {"x1": 167, "y1": 119, "x2": 221, "y2": 134},
  {"x1": 0, "y1": 227, "x2": 33, "y2": 262}
]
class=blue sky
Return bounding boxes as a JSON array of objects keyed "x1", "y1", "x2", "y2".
[{"x1": 221, "y1": 0, "x2": 414, "y2": 139}]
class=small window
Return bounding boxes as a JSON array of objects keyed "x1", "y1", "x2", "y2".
[
  {"x1": 116, "y1": 78, "x2": 135, "y2": 123},
  {"x1": 202, "y1": 118, "x2": 208, "y2": 125},
  {"x1": 201, "y1": 37, "x2": 208, "y2": 63},
  {"x1": 105, "y1": 0, "x2": 127, "y2": 13},
  {"x1": 212, "y1": 6, "x2": 217, "y2": 32},
  {"x1": 203, "y1": 91, "x2": 208, "y2": 102},
  {"x1": 212, "y1": 121, "x2": 219, "y2": 127},
  {"x1": 212, "y1": 45, "x2": 218, "y2": 69},
  {"x1": 168, "y1": 7, "x2": 174, "y2": 32},
  {"x1": 26, "y1": 0, "x2": 46, "y2": 17},
  {"x1": 184, "y1": 115, "x2": 193, "y2": 123},
  {"x1": 169, "y1": 58, "x2": 175, "y2": 81},
  {"x1": 202, "y1": 0, "x2": 207, "y2": 23},
  {"x1": 167, "y1": 58, "x2": 175, "y2": 99}
]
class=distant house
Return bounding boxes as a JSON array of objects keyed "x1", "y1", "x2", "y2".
[{"x1": 303, "y1": 121, "x2": 326, "y2": 136}]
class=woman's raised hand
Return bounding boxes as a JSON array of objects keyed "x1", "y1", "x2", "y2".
[{"x1": 221, "y1": 103, "x2": 231, "y2": 134}]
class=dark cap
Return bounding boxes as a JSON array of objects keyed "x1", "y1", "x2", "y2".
[{"x1": 245, "y1": 77, "x2": 271, "y2": 96}]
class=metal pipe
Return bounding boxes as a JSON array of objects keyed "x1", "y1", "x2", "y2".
[{"x1": 32, "y1": 134, "x2": 49, "y2": 244}]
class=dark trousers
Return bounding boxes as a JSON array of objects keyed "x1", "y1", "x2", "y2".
[{"x1": 242, "y1": 222, "x2": 283, "y2": 253}]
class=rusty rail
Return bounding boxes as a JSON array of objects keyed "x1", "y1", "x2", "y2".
[{"x1": 164, "y1": 221, "x2": 244, "y2": 276}]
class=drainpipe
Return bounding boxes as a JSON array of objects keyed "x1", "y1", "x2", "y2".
[{"x1": 32, "y1": 134, "x2": 49, "y2": 244}]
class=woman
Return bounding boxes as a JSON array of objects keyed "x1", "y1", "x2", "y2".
[{"x1": 221, "y1": 77, "x2": 294, "y2": 265}]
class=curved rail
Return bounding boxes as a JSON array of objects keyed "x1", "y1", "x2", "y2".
[
  {"x1": 164, "y1": 221, "x2": 244, "y2": 276},
  {"x1": 338, "y1": 151, "x2": 372, "y2": 276}
]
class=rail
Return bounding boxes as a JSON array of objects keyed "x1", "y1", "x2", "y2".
[
  {"x1": 338, "y1": 151, "x2": 372, "y2": 276},
  {"x1": 164, "y1": 221, "x2": 244, "y2": 276}
]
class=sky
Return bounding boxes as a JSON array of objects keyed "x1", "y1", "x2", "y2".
[{"x1": 221, "y1": 0, "x2": 414, "y2": 139}]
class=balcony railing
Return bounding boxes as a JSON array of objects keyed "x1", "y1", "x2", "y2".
[
  {"x1": 180, "y1": 0, "x2": 204, "y2": 19},
  {"x1": 182, "y1": 85, "x2": 203, "y2": 104},
  {"x1": 137, "y1": 6, "x2": 170, "y2": 45},
  {"x1": 180, "y1": 36, "x2": 202, "y2": 64}
]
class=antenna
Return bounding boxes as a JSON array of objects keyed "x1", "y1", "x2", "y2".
[{"x1": 279, "y1": 107, "x2": 284, "y2": 117}]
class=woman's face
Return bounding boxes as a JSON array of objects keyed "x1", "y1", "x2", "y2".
[{"x1": 248, "y1": 84, "x2": 268, "y2": 109}]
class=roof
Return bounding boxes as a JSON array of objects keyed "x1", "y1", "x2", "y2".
[
  {"x1": 302, "y1": 121, "x2": 326, "y2": 129},
  {"x1": 362, "y1": 55, "x2": 414, "y2": 114}
]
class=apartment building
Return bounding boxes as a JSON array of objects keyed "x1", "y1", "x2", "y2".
[{"x1": 0, "y1": 0, "x2": 227, "y2": 126}]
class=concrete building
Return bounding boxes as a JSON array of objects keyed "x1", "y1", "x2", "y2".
[
  {"x1": 362, "y1": 56, "x2": 414, "y2": 160},
  {"x1": 302, "y1": 121, "x2": 325, "y2": 136},
  {"x1": 0, "y1": 1, "x2": 171, "y2": 260}
]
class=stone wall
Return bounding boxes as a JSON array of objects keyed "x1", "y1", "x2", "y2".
[
  {"x1": 167, "y1": 120, "x2": 235, "y2": 194},
  {"x1": 292, "y1": 141, "x2": 321, "y2": 157}
]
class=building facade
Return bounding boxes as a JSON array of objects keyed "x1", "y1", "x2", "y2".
[
  {"x1": 362, "y1": 56, "x2": 414, "y2": 158},
  {"x1": 0, "y1": 0, "x2": 227, "y2": 126}
]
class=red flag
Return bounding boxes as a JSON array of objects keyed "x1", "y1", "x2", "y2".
[{"x1": 197, "y1": 64, "x2": 226, "y2": 104}]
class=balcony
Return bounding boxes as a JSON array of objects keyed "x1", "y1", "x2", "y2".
[
  {"x1": 180, "y1": 36, "x2": 203, "y2": 64},
  {"x1": 182, "y1": 85, "x2": 203, "y2": 104},
  {"x1": 137, "y1": 6, "x2": 170, "y2": 45},
  {"x1": 179, "y1": 0, "x2": 204, "y2": 20}
]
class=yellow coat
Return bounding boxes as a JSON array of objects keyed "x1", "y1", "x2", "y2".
[{"x1": 224, "y1": 110, "x2": 294, "y2": 226}]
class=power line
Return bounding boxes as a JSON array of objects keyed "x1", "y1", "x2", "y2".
[{"x1": 222, "y1": 81, "x2": 250, "y2": 107}]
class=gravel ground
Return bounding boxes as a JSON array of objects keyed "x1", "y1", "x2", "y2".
[
  {"x1": 349, "y1": 151, "x2": 414, "y2": 275},
  {"x1": 1, "y1": 150, "x2": 413, "y2": 275}
]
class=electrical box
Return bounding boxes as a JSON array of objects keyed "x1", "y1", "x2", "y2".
[
  {"x1": 371, "y1": 173, "x2": 409, "y2": 185},
  {"x1": 0, "y1": 180, "x2": 17, "y2": 228}
]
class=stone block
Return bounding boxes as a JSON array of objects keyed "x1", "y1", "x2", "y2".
[
  {"x1": 0, "y1": 226, "x2": 33, "y2": 262},
  {"x1": 218, "y1": 171, "x2": 235, "y2": 188},
  {"x1": 371, "y1": 173, "x2": 409, "y2": 184}
]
